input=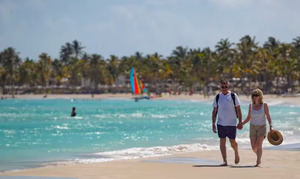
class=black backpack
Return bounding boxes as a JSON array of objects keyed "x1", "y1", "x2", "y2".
[{"x1": 216, "y1": 93, "x2": 238, "y2": 118}]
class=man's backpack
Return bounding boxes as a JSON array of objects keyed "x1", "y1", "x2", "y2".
[{"x1": 216, "y1": 93, "x2": 238, "y2": 118}]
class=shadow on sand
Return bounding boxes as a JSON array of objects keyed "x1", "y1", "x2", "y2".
[
  {"x1": 230, "y1": 165, "x2": 257, "y2": 168},
  {"x1": 193, "y1": 164, "x2": 256, "y2": 168},
  {"x1": 193, "y1": 164, "x2": 228, "y2": 167}
]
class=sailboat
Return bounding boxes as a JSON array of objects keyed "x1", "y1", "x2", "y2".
[{"x1": 130, "y1": 68, "x2": 150, "y2": 101}]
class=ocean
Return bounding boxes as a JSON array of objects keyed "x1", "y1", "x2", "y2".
[{"x1": 0, "y1": 98, "x2": 299, "y2": 171}]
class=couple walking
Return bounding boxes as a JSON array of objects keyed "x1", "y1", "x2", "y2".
[{"x1": 212, "y1": 80, "x2": 273, "y2": 167}]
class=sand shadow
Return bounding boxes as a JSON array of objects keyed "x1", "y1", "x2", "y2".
[
  {"x1": 193, "y1": 164, "x2": 229, "y2": 168},
  {"x1": 193, "y1": 164, "x2": 257, "y2": 168},
  {"x1": 230, "y1": 165, "x2": 256, "y2": 168}
]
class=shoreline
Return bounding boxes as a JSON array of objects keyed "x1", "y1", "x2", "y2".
[
  {"x1": 1, "y1": 142, "x2": 299, "y2": 172},
  {"x1": 1, "y1": 142, "x2": 299, "y2": 173},
  {"x1": 1, "y1": 93, "x2": 300, "y2": 105},
  {"x1": 1, "y1": 149, "x2": 300, "y2": 179}
]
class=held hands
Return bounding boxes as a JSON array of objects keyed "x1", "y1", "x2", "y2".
[{"x1": 237, "y1": 122, "x2": 243, "y2": 130}]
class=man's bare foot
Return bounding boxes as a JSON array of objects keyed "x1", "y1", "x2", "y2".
[
  {"x1": 235, "y1": 154, "x2": 240, "y2": 164},
  {"x1": 220, "y1": 162, "x2": 228, "y2": 166},
  {"x1": 255, "y1": 161, "x2": 261, "y2": 167}
]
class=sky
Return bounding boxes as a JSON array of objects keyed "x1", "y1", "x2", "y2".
[{"x1": 0, "y1": 0, "x2": 300, "y2": 60}]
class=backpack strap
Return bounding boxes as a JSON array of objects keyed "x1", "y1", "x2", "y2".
[
  {"x1": 231, "y1": 93, "x2": 238, "y2": 118},
  {"x1": 231, "y1": 93, "x2": 236, "y2": 106},
  {"x1": 216, "y1": 94, "x2": 220, "y2": 106},
  {"x1": 215, "y1": 94, "x2": 220, "y2": 115}
]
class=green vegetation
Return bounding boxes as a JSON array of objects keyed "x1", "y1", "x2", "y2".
[{"x1": 1, "y1": 36, "x2": 300, "y2": 96}]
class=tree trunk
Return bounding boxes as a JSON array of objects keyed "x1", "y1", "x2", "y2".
[{"x1": 11, "y1": 77, "x2": 15, "y2": 98}]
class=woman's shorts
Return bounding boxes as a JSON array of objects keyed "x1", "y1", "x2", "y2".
[{"x1": 250, "y1": 124, "x2": 266, "y2": 138}]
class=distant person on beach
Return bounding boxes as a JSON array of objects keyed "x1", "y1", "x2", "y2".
[
  {"x1": 212, "y1": 80, "x2": 242, "y2": 166},
  {"x1": 241, "y1": 89, "x2": 273, "y2": 167},
  {"x1": 71, "y1": 107, "x2": 76, "y2": 117}
]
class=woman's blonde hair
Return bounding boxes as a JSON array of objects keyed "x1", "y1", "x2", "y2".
[{"x1": 251, "y1": 88, "x2": 264, "y2": 104}]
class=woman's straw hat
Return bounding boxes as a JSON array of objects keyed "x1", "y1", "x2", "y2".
[{"x1": 267, "y1": 130, "x2": 283, "y2": 146}]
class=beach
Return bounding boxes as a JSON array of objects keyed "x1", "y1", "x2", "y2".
[
  {"x1": 2, "y1": 0, "x2": 300, "y2": 177},
  {"x1": 1, "y1": 93, "x2": 300, "y2": 179},
  {"x1": 1, "y1": 149, "x2": 300, "y2": 179}
]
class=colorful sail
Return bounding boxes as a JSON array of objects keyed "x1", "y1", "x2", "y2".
[{"x1": 130, "y1": 68, "x2": 146, "y2": 95}]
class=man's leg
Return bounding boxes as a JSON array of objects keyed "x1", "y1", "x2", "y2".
[
  {"x1": 220, "y1": 138, "x2": 227, "y2": 165},
  {"x1": 229, "y1": 139, "x2": 240, "y2": 164}
]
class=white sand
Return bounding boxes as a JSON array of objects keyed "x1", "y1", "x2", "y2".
[{"x1": 1, "y1": 150, "x2": 300, "y2": 179}]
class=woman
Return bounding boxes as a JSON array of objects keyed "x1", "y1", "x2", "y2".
[{"x1": 241, "y1": 89, "x2": 273, "y2": 167}]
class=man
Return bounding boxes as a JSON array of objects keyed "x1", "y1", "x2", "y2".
[
  {"x1": 71, "y1": 107, "x2": 76, "y2": 117},
  {"x1": 212, "y1": 80, "x2": 242, "y2": 166}
]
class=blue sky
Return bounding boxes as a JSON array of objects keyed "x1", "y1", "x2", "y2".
[{"x1": 0, "y1": 0, "x2": 299, "y2": 60}]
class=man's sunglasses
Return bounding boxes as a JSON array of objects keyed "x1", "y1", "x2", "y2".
[{"x1": 221, "y1": 86, "x2": 228, "y2": 89}]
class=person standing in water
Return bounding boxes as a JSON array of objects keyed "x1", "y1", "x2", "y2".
[
  {"x1": 212, "y1": 80, "x2": 243, "y2": 166},
  {"x1": 71, "y1": 107, "x2": 76, "y2": 117},
  {"x1": 241, "y1": 88, "x2": 273, "y2": 167}
]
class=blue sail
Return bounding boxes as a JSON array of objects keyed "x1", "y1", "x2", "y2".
[{"x1": 130, "y1": 68, "x2": 135, "y2": 94}]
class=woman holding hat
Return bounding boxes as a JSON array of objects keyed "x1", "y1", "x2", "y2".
[{"x1": 240, "y1": 88, "x2": 273, "y2": 167}]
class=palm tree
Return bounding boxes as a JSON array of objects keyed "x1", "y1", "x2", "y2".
[
  {"x1": 277, "y1": 43, "x2": 297, "y2": 93},
  {"x1": 134, "y1": 51, "x2": 143, "y2": 61},
  {"x1": 169, "y1": 46, "x2": 189, "y2": 88},
  {"x1": 291, "y1": 36, "x2": 300, "y2": 86},
  {"x1": 263, "y1": 36, "x2": 280, "y2": 50},
  {"x1": 215, "y1": 38, "x2": 235, "y2": 78},
  {"x1": 259, "y1": 37, "x2": 281, "y2": 92},
  {"x1": 107, "y1": 55, "x2": 120, "y2": 84},
  {"x1": 51, "y1": 59, "x2": 64, "y2": 86},
  {"x1": 0, "y1": 47, "x2": 21, "y2": 97},
  {"x1": 292, "y1": 36, "x2": 300, "y2": 49},
  {"x1": 38, "y1": 53, "x2": 52, "y2": 96},
  {"x1": 60, "y1": 42, "x2": 73, "y2": 65},
  {"x1": 19, "y1": 58, "x2": 38, "y2": 87},
  {"x1": 190, "y1": 47, "x2": 217, "y2": 96},
  {"x1": 236, "y1": 35, "x2": 258, "y2": 94},
  {"x1": 0, "y1": 66, "x2": 7, "y2": 95},
  {"x1": 72, "y1": 40, "x2": 85, "y2": 59},
  {"x1": 60, "y1": 40, "x2": 85, "y2": 64},
  {"x1": 171, "y1": 46, "x2": 188, "y2": 59},
  {"x1": 216, "y1": 38, "x2": 233, "y2": 52},
  {"x1": 68, "y1": 58, "x2": 83, "y2": 88},
  {"x1": 89, "y1": 54, "x2": 105, "y2": 96}
]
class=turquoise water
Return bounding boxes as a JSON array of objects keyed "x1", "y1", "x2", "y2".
[{"x1": 0, "y1": 98, "x2": 300, "y2": 171}]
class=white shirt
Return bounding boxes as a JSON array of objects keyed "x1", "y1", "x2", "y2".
[{"x1": 212, "y1": 91, "x2": 240, "y2": 126}]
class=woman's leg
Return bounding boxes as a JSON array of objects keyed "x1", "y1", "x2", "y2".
[
  {"x1": 255, "y1": 136, "x2": 265, "y2": 167},
  {"x1": 250, "y1": 137, "x2": 257, "y2": 153}
]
